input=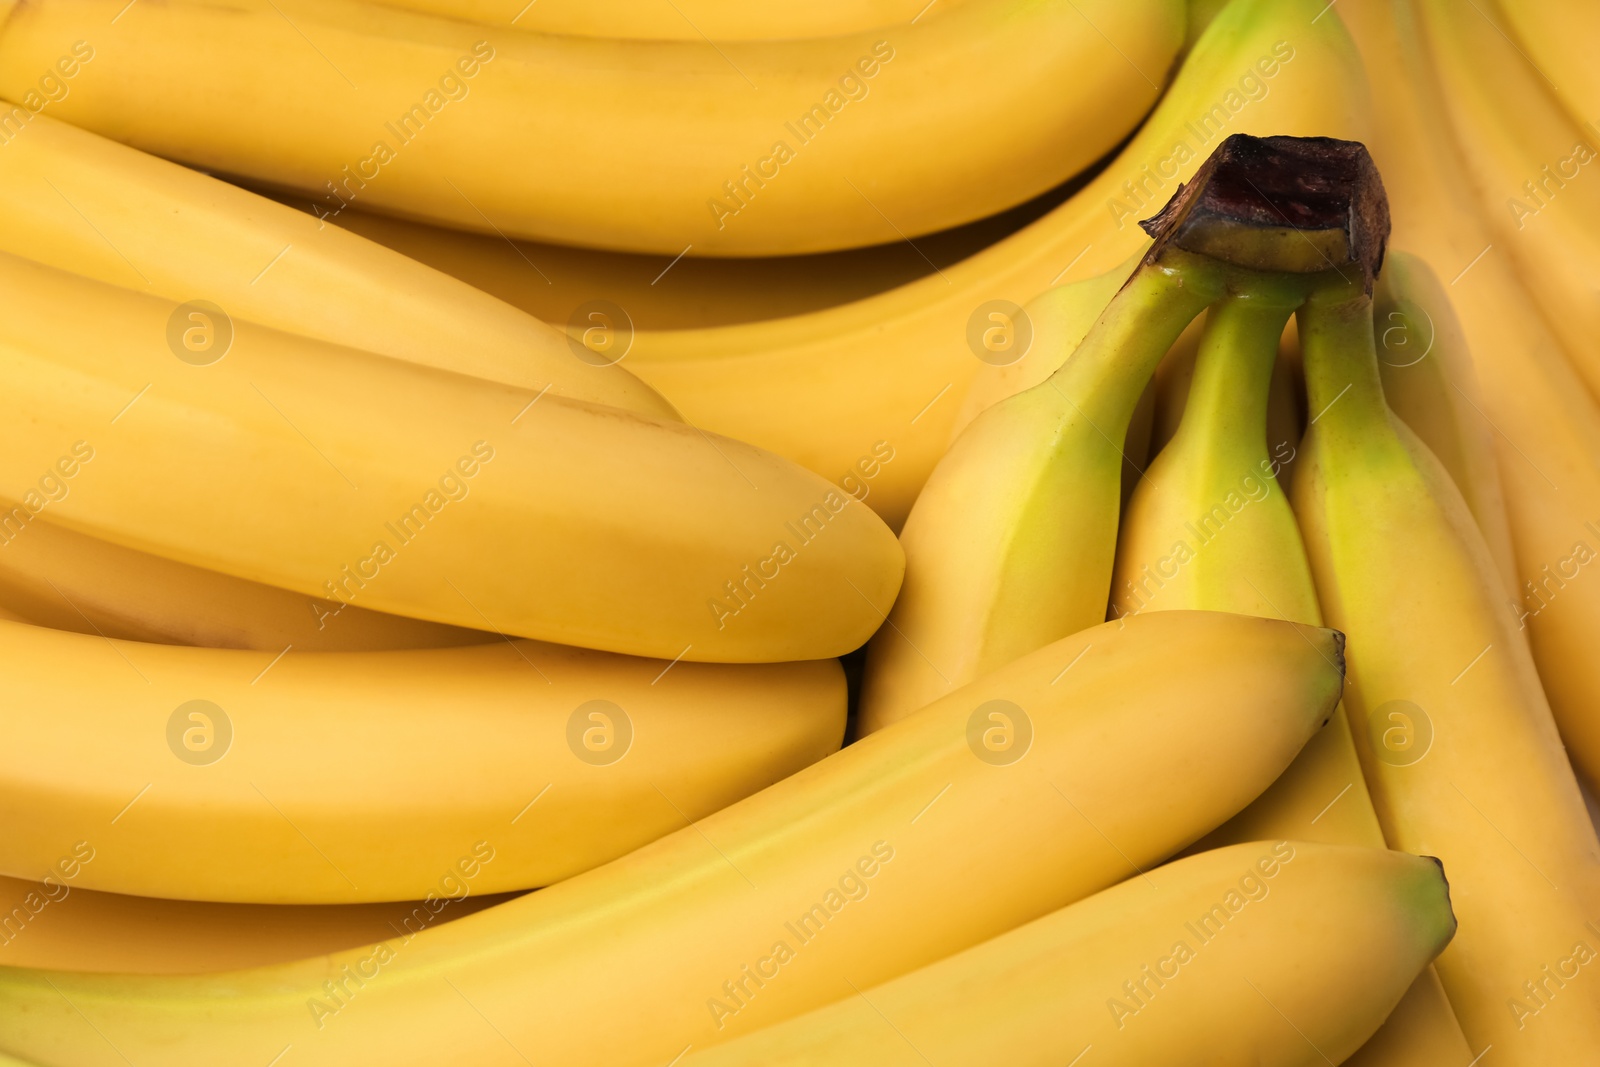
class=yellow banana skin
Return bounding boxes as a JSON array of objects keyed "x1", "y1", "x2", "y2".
[
  {"x1": 0, "y1": 876, "x2": 515, "y2": 975},
  {"x1": 0, "y1": 610, "x2": 1344, "y2": 1065},
  {"x1": 1291, "y1": 277, "x2": 1600, "y2": 1061},
  {"x1": 375, "y1": 0, "x2": 948, "y2": 39},
  {"x1": 1373, "y1": 251, "x2": 1520, "y2": 597},
  {"x1": 859, "y1": 254, "x2": 1223, "y2": 733},
  {"x1": 679, "y1": 842, "x2": 1456, "y2": 1067},
  {"x1": 1110, "y1": 282, "x2": 1472, "y2": 1063},
  {"x1": 0, "y1": 511, "x2": 488, "y2": 652},
  {"x1": 1342, "y1": 0, "x2": 1600, "y2": 797},
  {"x1": 0, "y1": 0, "x2": 1183, "y2": 257},
  {"x1": 1416, "y1": 0, "x2": 1600, "y2": 410},
  {"x1": 0, "y1": 252, "x2": 903, "y2": 663},
  {"x1": 1494, "y1": 0, "x2": 1600, "y2": 165},
  {"x1": 0, "y1": 112, "x2": 675, "y2": 420},
  {"x1": 622, "y1": 0, "x2": 1373, "y2": 527},
  {"x1": 0, "y1": 621, "x2": 845, "y2": 903}
]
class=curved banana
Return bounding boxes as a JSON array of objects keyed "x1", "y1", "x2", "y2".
[
  {"x1": 1372, "y1": 251, "x2": 1519, "y2": 597},
  {"x1": 1291, "y1": 274, "x2": 1600, "y2": 1060},
  {"x1": 0, "y1": 253, "x2": 903, "y2": 663},
  {"x1": 321, "y1": 197, "x2": 1027, "y2": 331},
  {"x1": 0, "y1": 621, "x2": 845, "y2": 903},
  {"x1": 1495, "y1": 0, "x2": 1600, "y2": 136},
  {"x1": 0, "y1": 511, "x2": 488, "y2": 652},
  {"x1": 0, "y1": 876, "x2": 514, "y2": 975},
  {"x1": 1342, "y1": 0, "x2": 1600, "y2": 796},
  {"x1": 0, "y1": 112, "x2": 675, "y2": 419},
  {"x1": 1110, "y1": 280, "x2": 1472, "y2": 1062},
  {"x1": 0, "y1": 0, "x2": 1184, "y2": 257},
  {"x1": 0, "y1": 610, "x2": 1345, "y2": 1065},
  {"x1": 680, "y1": 842, "x2": 1456, "y2": 1067},
  {"x1": 374, "y1": 0, "x2": 946, "y2": 39},
  {"x1": 622, "y1": 0, "x2": 1372, "y2": 526},
  {"x1": 858, "y1": 251, "x2": 1221, "y2": 733},
  {"x1": 1416, "y1": 0, "x2": 1600, "y2": 408}
]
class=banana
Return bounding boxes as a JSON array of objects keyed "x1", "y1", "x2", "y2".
[
  {"x1": 0, "y1": 610, "x2": 1345, "y2": 1065},
  {"x1": 679, "y1": 842, "x2": 1456, "y2": 1067},
  {"x1": 1415, "y1": 0, "x2": 1600, "y2": 408},
  {"x1": 0, "y1": 252, "x2": 903, "y2": 663},
  {"x1": 1372, "y1": 250, "x2": 1520, "y2": 596},
  {"x1": 0, "y1": 875, "x2": 515, "y2": 975},
  {"x1": 0, "y1": 620, "x2": 845, "y2": 903},
  {"x1": 858, "y1": 250, "x2": 1223, "y2": 733},
  {"x1": 315, "y1": 195, "x2": 1036, "y2": 331},
  {"x1": 621, "y1": 0, "x2": 1373, "y2": 527},
  {"x1": 0, "y1": 510, "x2": 489, "y2": 652},
  {"x1": 0, "y1": 112, "x2": 675, "y2": 420},
  {"x1": 1495, "y1": 0, "x2": 1600, "y2": 135},
  {"x1": 1109, "y1": 276, "x2": 1473, "y2": 1062},
  {"x1": 0, "y1": 0, "x2": 1184, "y2": 257},
  {"x1": 374, "y1": 0, "x2": 945, "y2": 39},
  {"x1": 1341, "y1": 0, "x2": 1600, "y2": 795},
  {"x1": 1291, "y1": 271, "x2": 1600, "y2": 1061}
]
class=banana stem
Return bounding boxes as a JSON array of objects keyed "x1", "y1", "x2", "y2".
[
  {"x1": 1046, "y1": 249, "x2": 1225, "y2": 433},
  {"x1": 1298, "y1": 277, "x2": 1390, "y2": 446},
  {"x1": 1176, "y1": 277, "x2": 1304, "y2": 466}
]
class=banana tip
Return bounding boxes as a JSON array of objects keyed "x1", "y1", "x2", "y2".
[
  {"x1": 1329, "y1": 629, "x2": 1347, "y2": 678},
  {"x1": 1421, "y1": 854, "x2": 1458, "y2": 941}
]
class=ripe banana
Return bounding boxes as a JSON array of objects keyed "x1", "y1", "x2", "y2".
[
  {"x1": 0, "y1": 620, "x2": 845, "y2": 903},
  {"x1": 1109, "y1": 277, "x2": 1473, "y2": 1062},
  {"x1": 1291, "y1": 273, "x2": 1600, "y2": 1061},
  {"x1": 0, "y1": 875, "x2": 514, "y2": 975},
  {"x1": 0, "y1": 610, "x2": 1345, "y2": 1065},
  {"x1": 679, "y1": 842, "x2": 1456, "y2": 1067},
  {"x1": 0, "y1": 112, "x2": 674, "y2": 419},
  {"x1": 622, "y1": 0, "x2": 1373, "y2": 526},
  {"x1": 318, "y1": 196, "x2": 1029, "y2": 331},
  {"x1": 0, "y1": 510, "x2": 488, "y2": 652},
  {"x1": 1416, "y1": 0, "x2": 1600, "y2": 407},
  {"x1": 1495, "y1": 0, "x2": 1600, "y2": 137},
  {"x1": 0, "y1": 0, "x2": 1184, "y2": 257},
  {"x1": 0, "y1": 252, "x2": 903, "y2": 662},
  {"x1": 1342, "y1": 0, "x2": 1600, "y2": 796},
  {"x1": 1372, "y1": 250, "x2": 1519, "y2": 596},
  {"x1": 374, "y1": 0, "x2": 945, "y2": 39},
  {"x1": 858, "y1": 250, "x2": 1223, "y2": 733}
]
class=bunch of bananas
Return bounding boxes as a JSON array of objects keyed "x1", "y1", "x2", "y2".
[{"x1": 0, "y1": 0, "x2": 1596, "y2": 1064}]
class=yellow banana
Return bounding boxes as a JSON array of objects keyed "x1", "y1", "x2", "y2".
[
  {"x1": 859, "y1": 250, "x2": 1223, "y2": 733},
  {"x1": 1372, "y1": 250, "x2": 1519, "y2": 596},
  {"x1": 0, "y1": 0, "x2": 1183, "y2": 257},
  {"x1": 0, "y1": 610, "x2": 1345, "y2": 1065},
  {"x1": 0, "y1": 621, "x2": 845, "y2": 903},
  {"x1": 1495, "y1": 0, "x2": 1600, "y2": 135},
  {"x1": 680, "y1": 842, "x2": 1456, "y2": 1067},
  {"x1": 0, "y1": 253, "x2": 903, "y2": 663},
  {"x1": 374, "y1": 0, "x2": 946, "y2": 39},
  {"x1": 0, "y1": 876, "x2": 514, "y2": 975},
  {"x1": 317, "y1": 196, "x2": 1031, "y2": 331},
  {"x1": 1291, "y1": 272, "x2": 1600, "y2": 1060},
  {"x1": 0, "y1": 111, "x2": 674, "y2": 419},
  {"x1": 0, "y1": 511, "x2": 488, "y2": 652},
  {"x1": 1110, "y1": 274, "x2": 1472, "y2": 1062},
  {"x1": 1416, "y1": 0, "x2": 1600, "y2": 407},
  {"x1": 1342, "y1": 0, "x2": 1600, "y2": 795},
  {"x1": 622, "y1": 0, "x2": 1373, "y2": 527}
]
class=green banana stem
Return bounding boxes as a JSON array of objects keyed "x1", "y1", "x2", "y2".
[
  {"x1": 1298, "y1": 276, "x2": 1394, "y2": 452},
  {"x1": 1043, "y1": 248, "x2": 1227, "y2": 436},
  {"x1": 1173, "y1": 274, "x2": 1306, "y2": 470}
]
